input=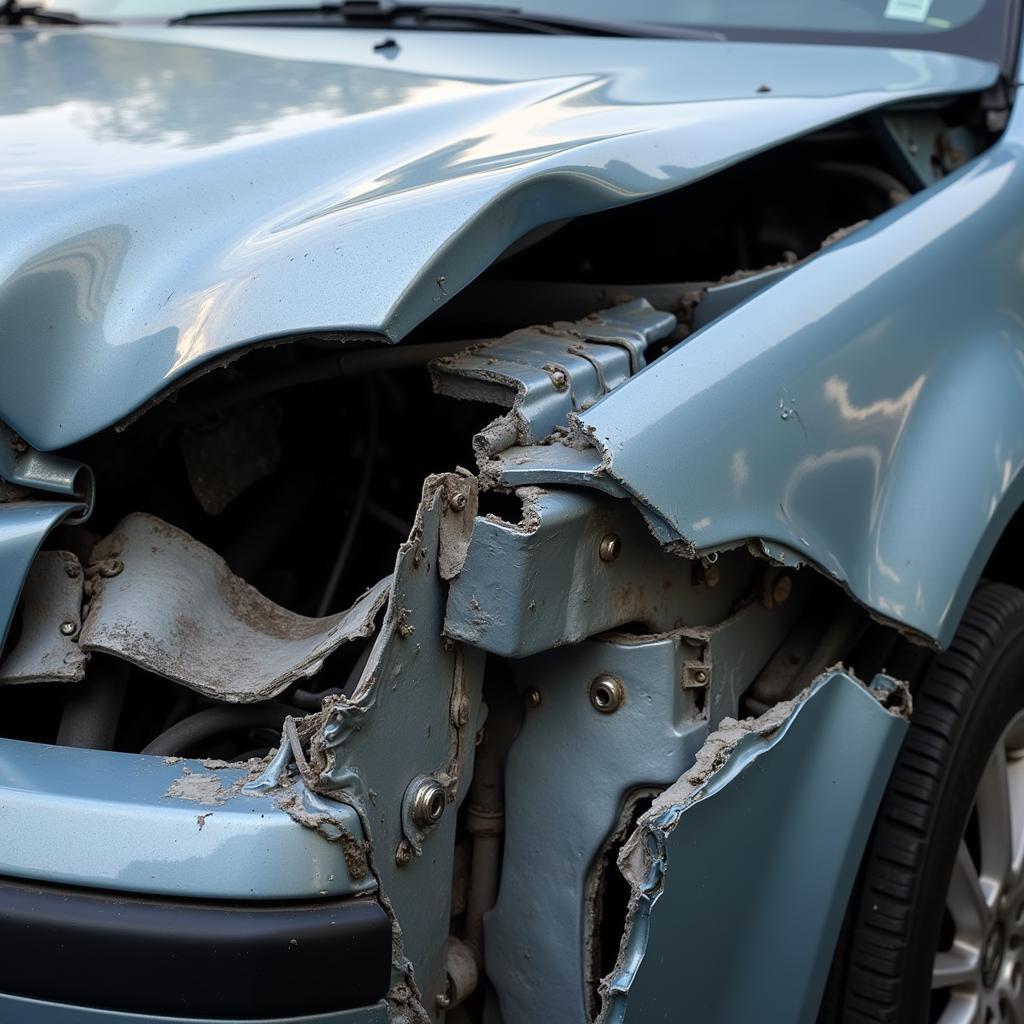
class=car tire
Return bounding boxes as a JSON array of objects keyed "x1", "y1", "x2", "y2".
[{"x1": 838, "y1": 582, "x2": 1024, "y2": 1023}]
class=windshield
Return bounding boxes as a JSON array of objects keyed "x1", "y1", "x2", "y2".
[{"x1": 29, "y1": 0, "x2": 1017, "y2": 64}]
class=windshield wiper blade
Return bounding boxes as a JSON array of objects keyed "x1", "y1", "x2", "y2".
[
  {"x1": 0, "y1": 0, "x2": 110, "y2": 23},
  {"x1": 169, "y1": 1, "x2": 724, "y2": 40}
]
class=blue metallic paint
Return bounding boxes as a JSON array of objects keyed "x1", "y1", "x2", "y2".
[
  {"x1": 0, "y1": 738, "x2": 372, "y2": 900},
  {"x1": 599, "y1": 671, "x2": 908, "y2": 1023},
  {"x1": 0, "y1": 26, "x2": 997, "y2": 449},
  {"x1": 582, "y1": 93, "x2": 1024, "y2": 647},
  {"x1": 0, "y1": 19, "x2": 1020, "y2": 1024},
  {"x1": 0, "y1": 500, "x2": 86, "y2": 651}
]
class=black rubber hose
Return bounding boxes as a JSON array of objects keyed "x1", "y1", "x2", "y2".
[
  {"x1": 57, "y1": 657, "x2": 129, "y2": 750},
  {"x1": 141, "y1": 703, "x2": 301, "y2": 757},
  {"x1": 291, "y1": 687, "x2": 345, "y2": 711}
]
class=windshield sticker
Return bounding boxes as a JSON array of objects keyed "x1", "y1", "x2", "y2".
[{"x1": 883, "y1": 0, "x2": 934, "y2": 21}]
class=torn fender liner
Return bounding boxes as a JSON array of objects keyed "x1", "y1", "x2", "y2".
[
  {"x1": 0, "y1": 551, "x2": 85, "y2": 685},
  {"x1": 598, "y1": 670, "x2": 909, "y2": 1024},
  {"x1": 80, "y1": 514, "x2": 390, "y2": 702}
]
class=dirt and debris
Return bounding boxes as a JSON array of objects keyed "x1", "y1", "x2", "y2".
[
  {"x1": 165, "y1": 772, "x2": 235, "y2": 806},
  {"x1": 272, "y1": 783, "x2": 370, "y2": 882},
  {"x1": 79, "y1": 514, "x2": 391, "y2": 702}
]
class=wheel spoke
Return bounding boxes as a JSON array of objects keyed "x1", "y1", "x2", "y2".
[
  {"x1": 949, "y1": 840, "x2": 990, "y2": 942},
  {"x1": 933, "y1": 945, "x2": 980, "y2": 990},
  {"x1": 937, "y1": 990, "x2": 984, "y2": 1024},
  {"x1": 977, "y1": 746, "x2": 1014, "y2": 904}
]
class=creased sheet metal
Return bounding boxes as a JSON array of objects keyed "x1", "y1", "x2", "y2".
[
  {"x1": 0, "y1": 551, "x2": 86, "y2": 685},
  {"x1": 80, "y1": 514, "x2": 389, "y2": 702}
]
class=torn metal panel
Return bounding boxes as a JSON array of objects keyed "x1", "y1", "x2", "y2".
[
  {"x1": 0, "y1": 551, "x2": 86, "y2": 685},
  {"x1": 690, "y1": 263, "x2": 793, "y2": 330},
  {"x1": 429, "y1": 300, "x2": 674, "y2": 462},
  {"x1": 598, "y1": 670, "x2": 909, "y2": 1024},
  {"x1": 0, "y1": 737, "x2": 374, "y2": 901},
  {"x1": 486, "y1": 633, "x2": 708, "y2": 1024},
  {"x1": 0, "y1": 29, "x2": 996, "y2": 452},
  {"x1": 486, "y1": 596, "x2": 802, "y2": 1024},
  {"x1": 79, "y1": 514, "x2": 390, "y2": 702},
  {"x1": 0, "y1": 500, "x2": 88, "y2": 653},
  {"x1": 481, "y1": 444, "x2": 627, "y2": 496},
  {"x1": 577, "y1": 136, "x2": 1024, "y2": 646},
  {"x1": 437, "y1": 471, "x2": 478, "y2": 581},
  {"x1": 254, "y1": 475, "x2": 485, "y2": 1020},
  {"x1": 445, "y1": 487, "x2": 755, "y2": 658}
]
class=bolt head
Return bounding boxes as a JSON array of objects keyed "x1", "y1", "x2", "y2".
[
  {"x1": 590, "y1": 674, "x2": 624, "y2": 713},
  {"x1": 694, "y1": 669, "x2": 708, "y2": 684},
  {"x1": 395, "y1": 840, "x2": 413, "y2": 867},
  {"x1": 599, "y1": 534, "x2": 622, "y2": 563},
  {"x1": 524, "y1": 687, "x2": 542, "y2": 708},
  {"x1": 59, "y1": 621, "x2": 76, "y2": 636},
  {"x1": 704, "y1": 564, "x2": 720, "y2": 588},
  {"x1": 772, "y1": 575, "x2": 793, "y2": 605},
  {"x1": 410, "y1": 778, "x2": 447, "y2": 828},
  {"x1": 448, "y1": 491, "x2": 468, "y2": 512}
]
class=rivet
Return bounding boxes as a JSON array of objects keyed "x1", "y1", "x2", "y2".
[
  {"x1": 524, "y1": 687, "x2": 542, "y2": 708},
  {"x1": 772, "y1": 575, "x2": 793, "y2": 605},
  {"x1": 543, "y1": 364, "x2": 570, "y2": 391},
  {"x1": 410, "y1": 778, "x2": 447, "y2": 828},
  {"x1": 599, "y1": 534, "x2": 622, "y2": 562},
  {"x1": 59, "y1": 621, "x2": 76, "y2": 636},
  {"x1": 589, "y1": 674, "x2": 624, "y2": 714},
  {"x1": 693, "y1": 669, "x2": 708, "y2": 685},
  {"x1": 448, "y1": 491, "x2": 467, "y2": 512}
]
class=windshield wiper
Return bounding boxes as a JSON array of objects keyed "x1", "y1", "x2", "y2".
[
  {"x1": 169, "y1": 1, "x2": 724, "y2": 40},
  {"x1": 0, "y1": 0, "x2": 110, "y2": 23}
]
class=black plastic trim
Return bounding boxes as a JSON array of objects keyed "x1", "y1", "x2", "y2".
[{"x1": 0, "y1": 877, "x2": 390, "y2": 1019}]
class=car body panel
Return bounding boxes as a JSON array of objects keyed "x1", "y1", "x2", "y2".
[
  {"x1": 598, "y1": 670, "x2": 908, "y2": 1024},
  {"x1": 1, "y1": 15, "x2": 1021, "y2": 1024},
  {"x1": 0, "y1": 738, "x2": 373, "y2": 899},
  {"x1": 0, "y1": 25, "x2": 997, "y2": 450},
  {"x1": 0, "y1": 994, "x2": 387, "y2": 1024},
  {"x1": 581, "y1": 93, "x2": 1024, "y2": 647}
]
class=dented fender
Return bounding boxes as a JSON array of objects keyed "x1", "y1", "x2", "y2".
[
  {"x1": 599, "y1": 669, "x2": 909, "y2": 1024},
  {"x1": 581, "y1": 107, "x2": 1024, "y2": 647}
]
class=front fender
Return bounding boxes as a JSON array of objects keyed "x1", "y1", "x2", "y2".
[{"x1": 581, "y1": 114, "x2": 1024, "y2": 646}]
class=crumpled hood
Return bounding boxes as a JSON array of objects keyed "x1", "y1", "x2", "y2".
[{"x1": 0, "y1": 25, "x2": 997, "y2": 449}]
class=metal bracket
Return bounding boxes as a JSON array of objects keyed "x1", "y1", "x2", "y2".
[
  {"x1": 430, "y1": 299, "x2": 675, "y2": 463},
  {"x1": 0, "y1": 422, "x2": 93, "y2": 523}
]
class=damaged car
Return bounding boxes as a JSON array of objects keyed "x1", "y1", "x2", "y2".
[{"x1": 2, "y1": 0, "x2": 1024, "y2": 1021}]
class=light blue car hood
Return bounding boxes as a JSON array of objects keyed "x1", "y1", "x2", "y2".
[{"x1": 0, "y1": 25, "x2": 998, "y2": 449}]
